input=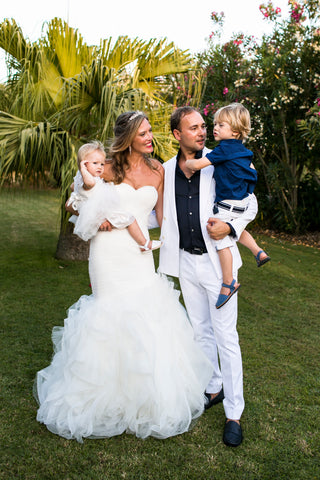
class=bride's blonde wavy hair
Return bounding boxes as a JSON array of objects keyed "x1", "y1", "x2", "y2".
[{"x1": 108, "y1": 111, "x2": 157, "y2": 184}]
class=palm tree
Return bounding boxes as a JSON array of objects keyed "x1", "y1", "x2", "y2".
[{"x1": 0, "y1": 17, "x2": 203, "y2": 259}]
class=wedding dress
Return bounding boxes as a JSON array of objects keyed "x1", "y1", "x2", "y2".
[{"x1": 34, "y1": 183, "x2": 213, "y2": 442}]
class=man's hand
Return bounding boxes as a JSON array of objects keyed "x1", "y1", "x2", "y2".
[
  {"x1": 99, "y1": 220, "x2": 113, "y2": 232},
  {"x1": 207, "y1": 217, "x2": 231, "y2": 240}
]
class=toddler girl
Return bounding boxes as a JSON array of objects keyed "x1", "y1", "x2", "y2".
[{"x1": 68, "y1": 141, "x2": 161, "y2": 252}]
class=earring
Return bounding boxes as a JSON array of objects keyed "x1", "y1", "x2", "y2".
[{"x1": 129, "y1": 145, "x2": 132, "y2": 155}]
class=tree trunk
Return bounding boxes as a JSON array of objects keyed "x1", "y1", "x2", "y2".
[{"x1": 55, "y1": 221, "x2": 90, "y2": 261}]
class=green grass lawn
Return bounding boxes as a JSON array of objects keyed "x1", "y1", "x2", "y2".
[{"x1": 0, "y1": 188, "x2": 319, "y2": 480}]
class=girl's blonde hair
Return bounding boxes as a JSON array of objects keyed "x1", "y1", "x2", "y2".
[
  {"x1": 214, "y1": 103, "x2": 251, "y2": 140},
  {"x1": 77, "y1": 141, "x2": 106, "y2": 168}
]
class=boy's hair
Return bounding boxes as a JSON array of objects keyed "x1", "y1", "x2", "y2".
[
  {"x1": 77, "y1": 141, "x2": 106, "y2": 168},
  {"x1": 214, "y1": 103, "x2": 251, "y2": 140}
]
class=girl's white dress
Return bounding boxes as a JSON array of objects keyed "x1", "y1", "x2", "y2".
[
  {"x1": 34, "y1": 183, "x2": 213, "y2": 442},
  {"x1": 68, "y1": 171, "x2": 134, "y2": 241}
]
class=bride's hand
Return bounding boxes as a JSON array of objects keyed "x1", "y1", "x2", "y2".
[{"x1": 99, "y1": 220, "x2": 113, "y2": 231}]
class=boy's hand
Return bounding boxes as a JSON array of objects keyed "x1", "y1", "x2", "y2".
[{"x1": 185, "y1": 160, "x2": 196, "y2": 174}]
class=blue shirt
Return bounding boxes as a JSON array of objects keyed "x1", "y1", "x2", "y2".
[{"x1": 206, "y1": 139, "x2": 257, "y2": 203}]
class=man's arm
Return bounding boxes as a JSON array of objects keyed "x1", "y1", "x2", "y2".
[
  {"x1": 206, "y1": 218, "x2": 232, "y2": 240},
  {"x1": 155, "y1": 162, "x2": 164, "y2": 227}
]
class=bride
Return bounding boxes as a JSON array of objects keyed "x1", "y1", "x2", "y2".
[{"x1": 34, "y1": 111, "x2": 213, "y2": 442}]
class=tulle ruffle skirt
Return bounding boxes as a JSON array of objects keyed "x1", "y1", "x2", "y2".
[{"x1": 34, "y1": 275, "x2": 213, "y2": 442}]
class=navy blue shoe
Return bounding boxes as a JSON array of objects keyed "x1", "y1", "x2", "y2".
[
  {"x1": 204, "y1": 388, "x2": 224, "y2": 410},
  {"x1": 223, "y1": 420, "x2": 243, "y2": 447}
]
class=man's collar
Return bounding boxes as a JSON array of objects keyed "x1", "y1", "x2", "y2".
[{"x1": 176, "y1": 148, "x2": 203, "y2": 161}]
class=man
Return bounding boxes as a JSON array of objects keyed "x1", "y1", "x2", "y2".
[{"x1": 158, "y1": 106, "x2": 258, "y2": 447}]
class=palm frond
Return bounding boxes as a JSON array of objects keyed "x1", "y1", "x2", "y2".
[
  {"x1": 99, "y1": 36, "x2": 145, "y2": 71},
  {"x1": 137, "y1": 38, "x2": 192, "y2": 78},
  {"x1": 147, "y1": 105, "x2": 177, "y2": 161},
  {"x1": 0, "y1": 18, "x2": 31, "y2": 64},
  {"x1": 43, "y1": 18, "x2": 95, "y2": 78},
  {"x1": 0, "y1": 111, "x2": 75, "y2": 186}
]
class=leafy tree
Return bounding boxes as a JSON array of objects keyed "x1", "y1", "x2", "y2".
[
  {"x1": 298, "y1": 96, "x2": 320, "y2": 153},
  {"x1": 0, "y1": 18, "x2": 201, "y2": 258}
]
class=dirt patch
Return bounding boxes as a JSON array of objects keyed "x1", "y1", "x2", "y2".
[{"x1": 252, "y1": 228, "x2": 320, "y2": 249}]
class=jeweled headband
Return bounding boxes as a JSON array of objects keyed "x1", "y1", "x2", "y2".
[{"x1": 129, "y1": 111, "x2": 144, "y2": 121}]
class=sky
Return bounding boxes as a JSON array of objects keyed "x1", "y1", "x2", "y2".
[{"x1": 1, "y1": 0, "x2": 290, "y2": 81}]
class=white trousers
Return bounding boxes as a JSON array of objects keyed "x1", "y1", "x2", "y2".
[{"x1": 179, "y1": 249, "x2": 244, "y2": 420}]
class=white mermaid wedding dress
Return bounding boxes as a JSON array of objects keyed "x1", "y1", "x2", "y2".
[{"x1": 34, "y1": 183, "x2": 213, "y2": 442}]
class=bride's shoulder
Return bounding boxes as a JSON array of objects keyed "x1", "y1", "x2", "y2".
[
  {"x1": 150, "y1": 158, "x2": 164, "y2": 176},
  {"x1": 149, "y1": 159, "x2": 164, "y2": 191}
]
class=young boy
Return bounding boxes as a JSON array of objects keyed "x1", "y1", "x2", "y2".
[{"x1": 185, "y1": 103, "x2": 270, "y2": 308}]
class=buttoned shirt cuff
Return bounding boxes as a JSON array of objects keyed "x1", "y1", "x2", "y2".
[{"x1": 226, "y1": 222, "x2": 236, "y2": 238}]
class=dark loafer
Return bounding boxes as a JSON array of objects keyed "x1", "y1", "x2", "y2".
[
  {"x1": 223, "y1": 420, "x2": 243, "y2": 447},
  {"x1": 204, "y1": 388, "x2": 224, "y2": 410}
]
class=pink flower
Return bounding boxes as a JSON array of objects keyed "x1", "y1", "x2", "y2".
[
  {"x1": 223, "y1": 87, "x2": 229, "y2": 95},
  {"x1": 290, "y1": 2, "x2": 305, "y2": 23},
  {"x1": 260, "y1": 2, "x2": 281, "y2": 20},
  {"x1": 316, "y1": 98, "x2": 320, "y2": 106}
]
